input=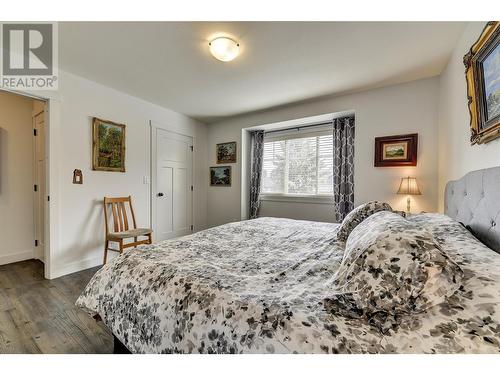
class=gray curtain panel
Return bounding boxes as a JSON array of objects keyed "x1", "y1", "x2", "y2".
[
  {"x1": 249, "y1": 130, "x2": 265, "y2": 219},
  {"x1": 333, "y1": 116, "x2": 355, "y2": 222}
]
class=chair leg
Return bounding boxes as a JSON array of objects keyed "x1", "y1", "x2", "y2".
[
  {"x1": 134, "y1": 237, "x2": 137, "y2": 248},
  {"x1": 103, "y1": 240, "x2": 109, "y2": 265},
  {"x1": 147, "y1": 233, "x2": 152, "y2": 244},
  {"x1": 119, "y1": 239, "x2": 124, "y2": 254}
]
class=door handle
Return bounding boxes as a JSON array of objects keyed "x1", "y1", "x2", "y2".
[{"x1": 157, "y1": 192, "x2": 164, "y2": 197}]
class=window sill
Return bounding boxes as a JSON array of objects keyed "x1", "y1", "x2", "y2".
[{"x1": 260, "y1": 194, "x2": 334, "y2": 204}]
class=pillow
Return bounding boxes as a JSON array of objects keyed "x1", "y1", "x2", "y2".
[
  {"x1": 336, "y1": 201, "x2": 393, "y2": 242},
  {"x1": 328, "y1": 211, "x2": 463, "y2": 330}
]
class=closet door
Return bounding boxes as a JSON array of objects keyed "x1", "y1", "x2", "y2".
[{"x1": 154, "y1": 128, "x2": 193, "y2": 241}]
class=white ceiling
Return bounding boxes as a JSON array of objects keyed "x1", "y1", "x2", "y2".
[{"x1": 59, "y1": 22, "x2": 467, "y2": 123}]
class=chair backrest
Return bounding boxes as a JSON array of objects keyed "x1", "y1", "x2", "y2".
[{"x1": 103, "y1": 196, "x2": 137, "y2": 234}]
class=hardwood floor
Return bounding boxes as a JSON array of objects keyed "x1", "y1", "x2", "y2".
[{"x1": 0, "y1": 259, "x2": 113, "y2": 353}]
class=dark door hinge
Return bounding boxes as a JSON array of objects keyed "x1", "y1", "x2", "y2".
[
  {"x1": 33, "y1": 129, "x2": 37, "y2": 136},
  {"x1": 35, "y1": 239, "x2": 38, "y2": 247},
  {"x1": 47, "y1": 195, "x2": 50, "y2": 202},
  {"x1": 190, "y1": 145, "x2": 194, "y2": 152},
  {"x1": 190, "y1": 225, "x2": 194, "y2": 231},
  {"x1": 34, "y1": 184, "x2": 38, "y2": 192},
  {"x1": 190, "y1": 185, "x2": 194, "y2": 191}
]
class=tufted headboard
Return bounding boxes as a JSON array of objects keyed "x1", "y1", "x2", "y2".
[{"x1": 445, "y1": 166, "x2": 500, "y2": 253}]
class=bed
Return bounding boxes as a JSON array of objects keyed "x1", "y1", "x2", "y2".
[{"x1": 76, "y1": 166, "x2": 500, "y2": 354}]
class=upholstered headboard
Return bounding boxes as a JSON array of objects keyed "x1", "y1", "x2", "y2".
[{"x1": 445, "y1": 166, "x2": 500, "y2": 253}]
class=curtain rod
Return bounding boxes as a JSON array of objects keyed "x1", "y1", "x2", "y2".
[{"x1": 264, "y1": 120, "x2": 333, "y2": 135}]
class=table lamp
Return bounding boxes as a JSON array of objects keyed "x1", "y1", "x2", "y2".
[{"x1": 397, "y1": 176, "x2": 421, "y2": 214}]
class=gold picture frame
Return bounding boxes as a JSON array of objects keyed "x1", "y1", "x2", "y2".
[
  {"x1": 216, "y1": 141, "x2": 237, "y2": 164},
  {"x1": 210, "y1": 166, "x2": 232, "y2": 186},
  {"x1": 464, "y1": 21, "x2": 500, "y2": 145},
  {"x1": 92, "y1": 117, "x2": 126, "y2": 172}
]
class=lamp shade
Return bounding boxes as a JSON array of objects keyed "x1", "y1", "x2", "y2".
[{"x1": 397, "y1": 177, "x2": 421, "y2": 195}]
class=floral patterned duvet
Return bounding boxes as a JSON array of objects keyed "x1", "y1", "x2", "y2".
[{"x1": 76, "y1": 214, "x2": 500, "y2": 354}]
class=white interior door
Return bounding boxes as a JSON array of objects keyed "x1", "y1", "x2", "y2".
[
  {"x1": 33, "y1": 110, "x2": 46, "y2": 261},
  {"x1": 154, "y1": 128, "x2": 193, "y2": 241}
]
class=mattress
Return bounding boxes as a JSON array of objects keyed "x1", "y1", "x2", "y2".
[{"x1": 76, "y1": 215, "x2": 500, "y2": 353}]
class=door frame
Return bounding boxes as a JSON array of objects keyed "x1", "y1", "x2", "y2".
[
  {"x1": 32, "y1": 108, "x2": 45, "y2": 261},
  {"x1": 150, "y1": 121, "x2": 195, "y2": 242},
  {"x1": 0, "y1": 88, "x2": 62, "y2": 279}
]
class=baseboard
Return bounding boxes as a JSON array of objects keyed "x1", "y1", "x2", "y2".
[
  {"x1": 33, "y1": 247, "x2": 44, "y2": 261},
  {"x1": 0, "y1": 249, "x2": 34, "y2": 265},
  {"x1": 51, "y1": 255, "x2": 103, "y2": 279}
]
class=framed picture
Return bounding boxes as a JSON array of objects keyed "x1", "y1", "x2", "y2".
[
  {"x1": 374, "y1": 133, "x2": 418, "y2": 167},
  {"x1": 464, "y1": 21, "x2": 500, "y2": 144},
  {"x1": 92, "y1": 117, "x2": 126, "y2": 172},
  {"x1": 216, "y1": 141, "x2": 237, "y2": 163},
  {"x1": 210, "y1": 166, "x2": 231, "y2": 186}
]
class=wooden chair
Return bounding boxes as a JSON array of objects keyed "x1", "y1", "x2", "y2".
[{"x1": 103, "y1": 196, "x2": 152, "y2": 264}]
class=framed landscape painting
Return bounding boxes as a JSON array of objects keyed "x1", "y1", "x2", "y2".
[
  {"x1": 216, "y1": 141, "x2": 237, "y2": 163},
  {"x1": 374, "y1": 133, "x2": 418, "y2": 167},
  {"x1": 464, "y1": 21, "x2": 500, "y2": 144},
  {"x1": 210, "y1": 166, "x2": 231, "y2": 186},
  {"x1": 92, "y1": 117, "x2": 126, "y2": 172}
]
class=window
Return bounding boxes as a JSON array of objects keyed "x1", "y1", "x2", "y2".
[{"x1": 262, "y1": 129, "x2": 333, "y2": 197}]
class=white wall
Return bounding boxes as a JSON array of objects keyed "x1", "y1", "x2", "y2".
[
  {"x1": 207, "y1": 77, "x2": 440, "y2": 227},
  {"x1": 438, "y1": 22, "x2": 500, "y2": 212},
  {"x1": 0, "y1": 91, "x2": 36, "y2": 264},
  {"x1": 17, "y1": 21, "x2": 490, "y2": 276},
  {"x1": 51, "y1": 70, "x2": 207, "y2": 277}
]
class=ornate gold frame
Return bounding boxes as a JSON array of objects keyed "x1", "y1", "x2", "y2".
[
  {"x1": 464, "y1": 21, "x2": 500, "y2": 145},
  {"x1": 92, "y1": 117, "x2": 126, "y2": 172}
]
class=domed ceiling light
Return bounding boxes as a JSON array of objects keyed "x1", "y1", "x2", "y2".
[{"x1": 209, "y1": 37, "x2": 240, "y2": 62}]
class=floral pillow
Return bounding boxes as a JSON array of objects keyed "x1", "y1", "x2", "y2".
[
  {"x1": 328, "y1": 211, "x2": 463, "y2": 331},
  {"x1": 336, "y1": 201, "x2": 393, "y2": 242}
]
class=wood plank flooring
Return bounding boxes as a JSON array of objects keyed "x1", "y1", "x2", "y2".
[{"x1": 0, "y1": 259, "x2": 113, "y2": 353}]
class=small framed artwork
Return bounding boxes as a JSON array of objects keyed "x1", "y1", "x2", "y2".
[
  {"x1": 464, "y1": 21, "x2": 500, "y2": 144},
  {"x1": 216, "y1": 141, "x2": 237, "y2": 164},
  {"x1": 210, "y1": 166, "x2": 231, "y2": 186},
  {"x1": 92, "y1": 117, "x2": 126, "y2": 172},
  {"x1": 374, "y1": 133, "x2": 418, "y2": 167}
]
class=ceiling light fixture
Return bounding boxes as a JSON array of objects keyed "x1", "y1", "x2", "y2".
[{"x1": 209, "y1": 37, "x2": 240, "y2": 62}]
